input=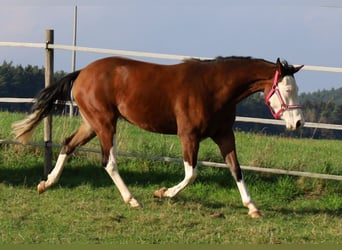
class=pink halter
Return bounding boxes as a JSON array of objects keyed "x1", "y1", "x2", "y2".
[{"x1": 265, "y1": 70, "x2": 302, "y2": 119}]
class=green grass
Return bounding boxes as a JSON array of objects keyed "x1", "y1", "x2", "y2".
[{"x1": 0, "y1": 111, "x2": 341, "y2": 244}]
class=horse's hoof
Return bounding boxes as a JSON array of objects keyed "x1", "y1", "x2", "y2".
[
  {"x1": 153, "y1": 187, "x2": 168, "y2": 198},
  {"x1": 128, "y1": 197, "x2": 142, "y2": 208},
  {"x1": 249, "y1": 210, "x2": 262, "y2": 218},
  {"x1": 37, "y1": 181, "x2": 46, "y2": 194}
]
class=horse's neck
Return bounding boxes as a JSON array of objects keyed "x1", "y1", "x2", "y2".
[
  {"x1": 234, "y1": 78, "x2": 269, "y2": 103},
  {"x1": 231, "y1": 63, "x2": 275, "y2": 103}
]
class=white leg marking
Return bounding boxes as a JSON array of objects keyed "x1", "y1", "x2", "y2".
[
  {"x1": 164, "y1": 161, "x2": 197, "y2": 197},
  {"x1": 45, "y1": 153, "x2": 68, "y2": 188},
  {"x1": 104, "y1": 135, "x2": 140, "y2": 208},
  {"x1": 236, "y1": 176, "x2": 259, "y2": 216},
  {"x1": 38, "y1": 153, "x2": 68, "y2": 193}
]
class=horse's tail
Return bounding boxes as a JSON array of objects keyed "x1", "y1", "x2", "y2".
[{"x1": 12, "y1": 70, "x2": 81, "y2": 144}]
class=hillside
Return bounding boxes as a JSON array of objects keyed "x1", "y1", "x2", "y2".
[{"x1": 300, "y1": 87, "x2": 342, "y2": 105}]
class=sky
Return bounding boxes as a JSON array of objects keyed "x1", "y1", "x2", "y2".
[{"x1": 0, "y1": 0, "x2": 342, "y2": 93}]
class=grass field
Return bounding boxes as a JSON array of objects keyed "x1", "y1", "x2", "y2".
[{"x1": 0, "y1": 112, "x2": 341, "y2": 244}]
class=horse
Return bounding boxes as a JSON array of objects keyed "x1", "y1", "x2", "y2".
[{"x1": 12, "y1": 56, "x2": 304, "y2": 218}]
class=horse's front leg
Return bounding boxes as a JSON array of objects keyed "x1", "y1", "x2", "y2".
[
  {"x1": 212, "y1": 130, "x2": 261, "y2": 218},
  {"x1": 103, "y1": 134, "x2": 141, "y2": 208},
  {"x1": 154, "y1": 134, "x2": 199, "y2": 198}
]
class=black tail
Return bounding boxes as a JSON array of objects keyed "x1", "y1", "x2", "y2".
[
  {"x1": 32, "y1": 70, "x2": 81, "y2": 118},
  {"x1": 12, "y1": 70, "x2": 81, "y2": 144}
]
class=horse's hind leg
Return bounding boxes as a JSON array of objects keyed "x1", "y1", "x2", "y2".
[
  {"x1": 96, "y1": 127, "x2": 141, "y2": 208},
  {"x1": 37, "y1": 122, "x2": 95, "y2": 194}
]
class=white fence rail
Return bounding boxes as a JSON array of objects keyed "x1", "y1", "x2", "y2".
[
  {"x1": 2, "y1": 40, "x2": 342, "y2": 130},
  {"x1": 2, "y1": 41, "x2": 342, "y2": 73},
  {"x1": 1, "y1": 34, "x2": 341, "y2": 181}
]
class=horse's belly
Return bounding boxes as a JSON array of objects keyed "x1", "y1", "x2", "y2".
[{"x1": 118, "y1": 104, "x2": 178, "y2": 135}]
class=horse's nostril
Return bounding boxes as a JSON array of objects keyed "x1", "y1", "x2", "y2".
[{"x1": 296, "y1": 120, "x2": 301, "y2": 128}]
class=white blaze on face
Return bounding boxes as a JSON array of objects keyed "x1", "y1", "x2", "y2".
[{"x1": 268, "y1": 75, "x2": 305, "y2": 130}]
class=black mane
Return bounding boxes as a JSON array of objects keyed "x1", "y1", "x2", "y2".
[
  {"x1": 280, "y1": 60, "x2": 297, "y2": 76},
  {"x1": 184, "y1": 56, "x2": 295, "y2": 74},
  {"x1": 184, "y1": 56, "x2": 254, "y2": 64}
]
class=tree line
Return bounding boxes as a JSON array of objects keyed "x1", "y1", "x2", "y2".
[{"x1": 1, "y1": 61, "x2": 341, "y2": 139}]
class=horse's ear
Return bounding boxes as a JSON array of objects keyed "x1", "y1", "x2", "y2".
[
  {"x1": 293, "y1": 64, "x2": 304, "y2": 74},
  {"x1": 276, "y1": 58, "x2": 283, "y2": 75}
]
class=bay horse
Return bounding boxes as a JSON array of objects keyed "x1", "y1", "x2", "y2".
[{"x1": 12, "y1": 56, "x2": 304, "y2": 218}]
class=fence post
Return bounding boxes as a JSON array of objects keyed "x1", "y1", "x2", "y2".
[
  {"x1": 44, "y1": 29, "x2": 54, "y2": 176},
  {"x1": 69, "y1": 5, "x2": 78, "y2": 117}
]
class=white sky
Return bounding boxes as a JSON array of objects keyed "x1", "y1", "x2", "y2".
[{"x1": 0, "y1": 0, "x2": 342, "y2": 93}]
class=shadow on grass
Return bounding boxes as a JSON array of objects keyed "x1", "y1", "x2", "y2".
[
  {"x1": 1, "y1": 153, "x2": 241, "y2": 187},
  {"x1": 1, "y1": 158, "x2": 341, "y2": 216},
  {"x1": 0, "y1": 160, "x2": 235, "y2": 189}
]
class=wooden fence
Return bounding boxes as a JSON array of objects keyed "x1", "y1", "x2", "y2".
[{"x1": 1, "y1": 29, "x2": 342, "y2": 180}]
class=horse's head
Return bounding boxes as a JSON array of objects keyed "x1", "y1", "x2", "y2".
[{"x1": 265, "y1": 58, "x2": 304, "y2": 131}]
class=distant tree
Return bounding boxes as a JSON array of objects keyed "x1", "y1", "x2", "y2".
[{"x1": 0, "y1": 61, "x2": 67, "y2": 111}]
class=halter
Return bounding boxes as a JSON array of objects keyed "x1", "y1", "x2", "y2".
[{"x1": 265, "y1": 70, "x2": 302, "y2": 119}]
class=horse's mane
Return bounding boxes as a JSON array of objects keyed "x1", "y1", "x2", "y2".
[
  {"x1": 279, "y1": 60, "x2": 297, "y2": 75},
  {"x1": 184, "y1": 56, "x2": 294, "y2": 74},
  {"x1": 184, "y1": 56, "x2": 252, "y2": 63}
]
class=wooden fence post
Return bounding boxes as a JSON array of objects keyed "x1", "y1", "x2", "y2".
[{"x1": 44, "y1": 29, "x2": 54, "y2": 176}]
